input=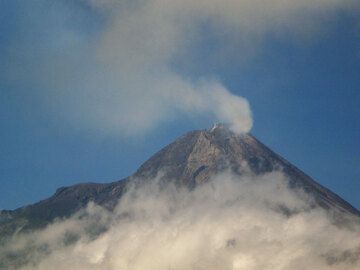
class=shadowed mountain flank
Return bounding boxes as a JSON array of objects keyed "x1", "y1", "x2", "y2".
[{"x1": 1, "y1": 125, "x2": 359, "y2": 239}]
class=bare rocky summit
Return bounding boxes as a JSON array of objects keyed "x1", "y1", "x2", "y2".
[{"x1": 1, "y1": 125, "x2": 359, "y2": 239}]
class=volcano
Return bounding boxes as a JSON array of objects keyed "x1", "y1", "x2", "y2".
[{"x1": 1, "y1": 125, "x2": 359, "y2": 238}]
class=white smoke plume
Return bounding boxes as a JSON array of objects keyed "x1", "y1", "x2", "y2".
[
  {"x1": 4, "y1": 0, "x2": 359, "y2": 135},
  {"x1": 1, "y1": 171, "x2": 360, "y2": 270}
]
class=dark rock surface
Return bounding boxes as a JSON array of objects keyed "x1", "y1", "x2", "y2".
[{"x1": 1, "y1": 125, "x2": 359, "y2": 239}]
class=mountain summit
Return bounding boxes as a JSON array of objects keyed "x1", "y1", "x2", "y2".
[
  {"x1": 135, "y1": 124, "x2": 359, "y2": 216},
  {"x1": 1, "y1": 125, "x2": 359, "y2": 237}
]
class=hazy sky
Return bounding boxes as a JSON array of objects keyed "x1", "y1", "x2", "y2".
[{"x1": 0, "y1": 0, "x2": 360, "y2": 210}]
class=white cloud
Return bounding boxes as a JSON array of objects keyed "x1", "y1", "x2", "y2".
[
  {"x1": 1, "y1": 171, "x2": 360, "y2": 270},
  {"x1": 4, "y1": 0, "x2": 358, "y2": 136}
]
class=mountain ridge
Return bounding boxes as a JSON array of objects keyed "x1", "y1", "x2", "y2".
[{"x1": 1, "y1": 125, "x2": 359, "y2": 238}]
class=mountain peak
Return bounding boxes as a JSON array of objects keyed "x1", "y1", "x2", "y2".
[
  {"x1": 134, "y1": 126, "x2": 359, "y2": 217},
  {"x1": 209, "y1": 122, "x2": 229, "y2": 132},
  {"x1": 1, "y1": 126, "x2": 359, "y2": 238},
  {"x1": 133, "y1": 126, "x2": 274, "y2": 188},
  {"x1": 208, "y1": 122, "x2": 243, "y2": 137}
]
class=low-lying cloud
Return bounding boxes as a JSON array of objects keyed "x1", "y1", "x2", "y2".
[
  {"x1": 3, "y1": 0, "x2": 359, "y2": 135},
  {"x1": 1, "y1": 171, "x2": 360, "y2": 270}
]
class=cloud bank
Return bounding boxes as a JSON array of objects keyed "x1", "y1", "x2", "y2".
[
  {"x1": 1, "y1": 171, "x2": 360, "y2": 270},
  {"x1": 3, "y1": 0, "x2": 358, "y2": 135}
]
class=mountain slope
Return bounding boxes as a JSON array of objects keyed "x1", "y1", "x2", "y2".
[
  {"x1": 134, "y1": 125, "x2": 359, "y2": 216},
  {"x1": 1, "y1": 125, "x2": 359, "y2": 238}
]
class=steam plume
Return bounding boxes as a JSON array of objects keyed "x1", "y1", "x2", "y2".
[{"x1": 3, "y1": 0, "x2": 357, "y2": 135}]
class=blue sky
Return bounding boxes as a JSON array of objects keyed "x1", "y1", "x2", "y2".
[{"x1": 0, "y1": 0, "x2": 359, "y2": 210}]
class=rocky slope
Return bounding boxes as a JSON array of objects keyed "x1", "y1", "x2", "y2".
[{"x1": 1, "y1": 125, "x2": 359, "y2": 239}]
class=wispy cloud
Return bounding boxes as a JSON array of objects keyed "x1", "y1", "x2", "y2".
[{"x1": 2, "y1": 0, "x2": 358, "y2": 136}]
